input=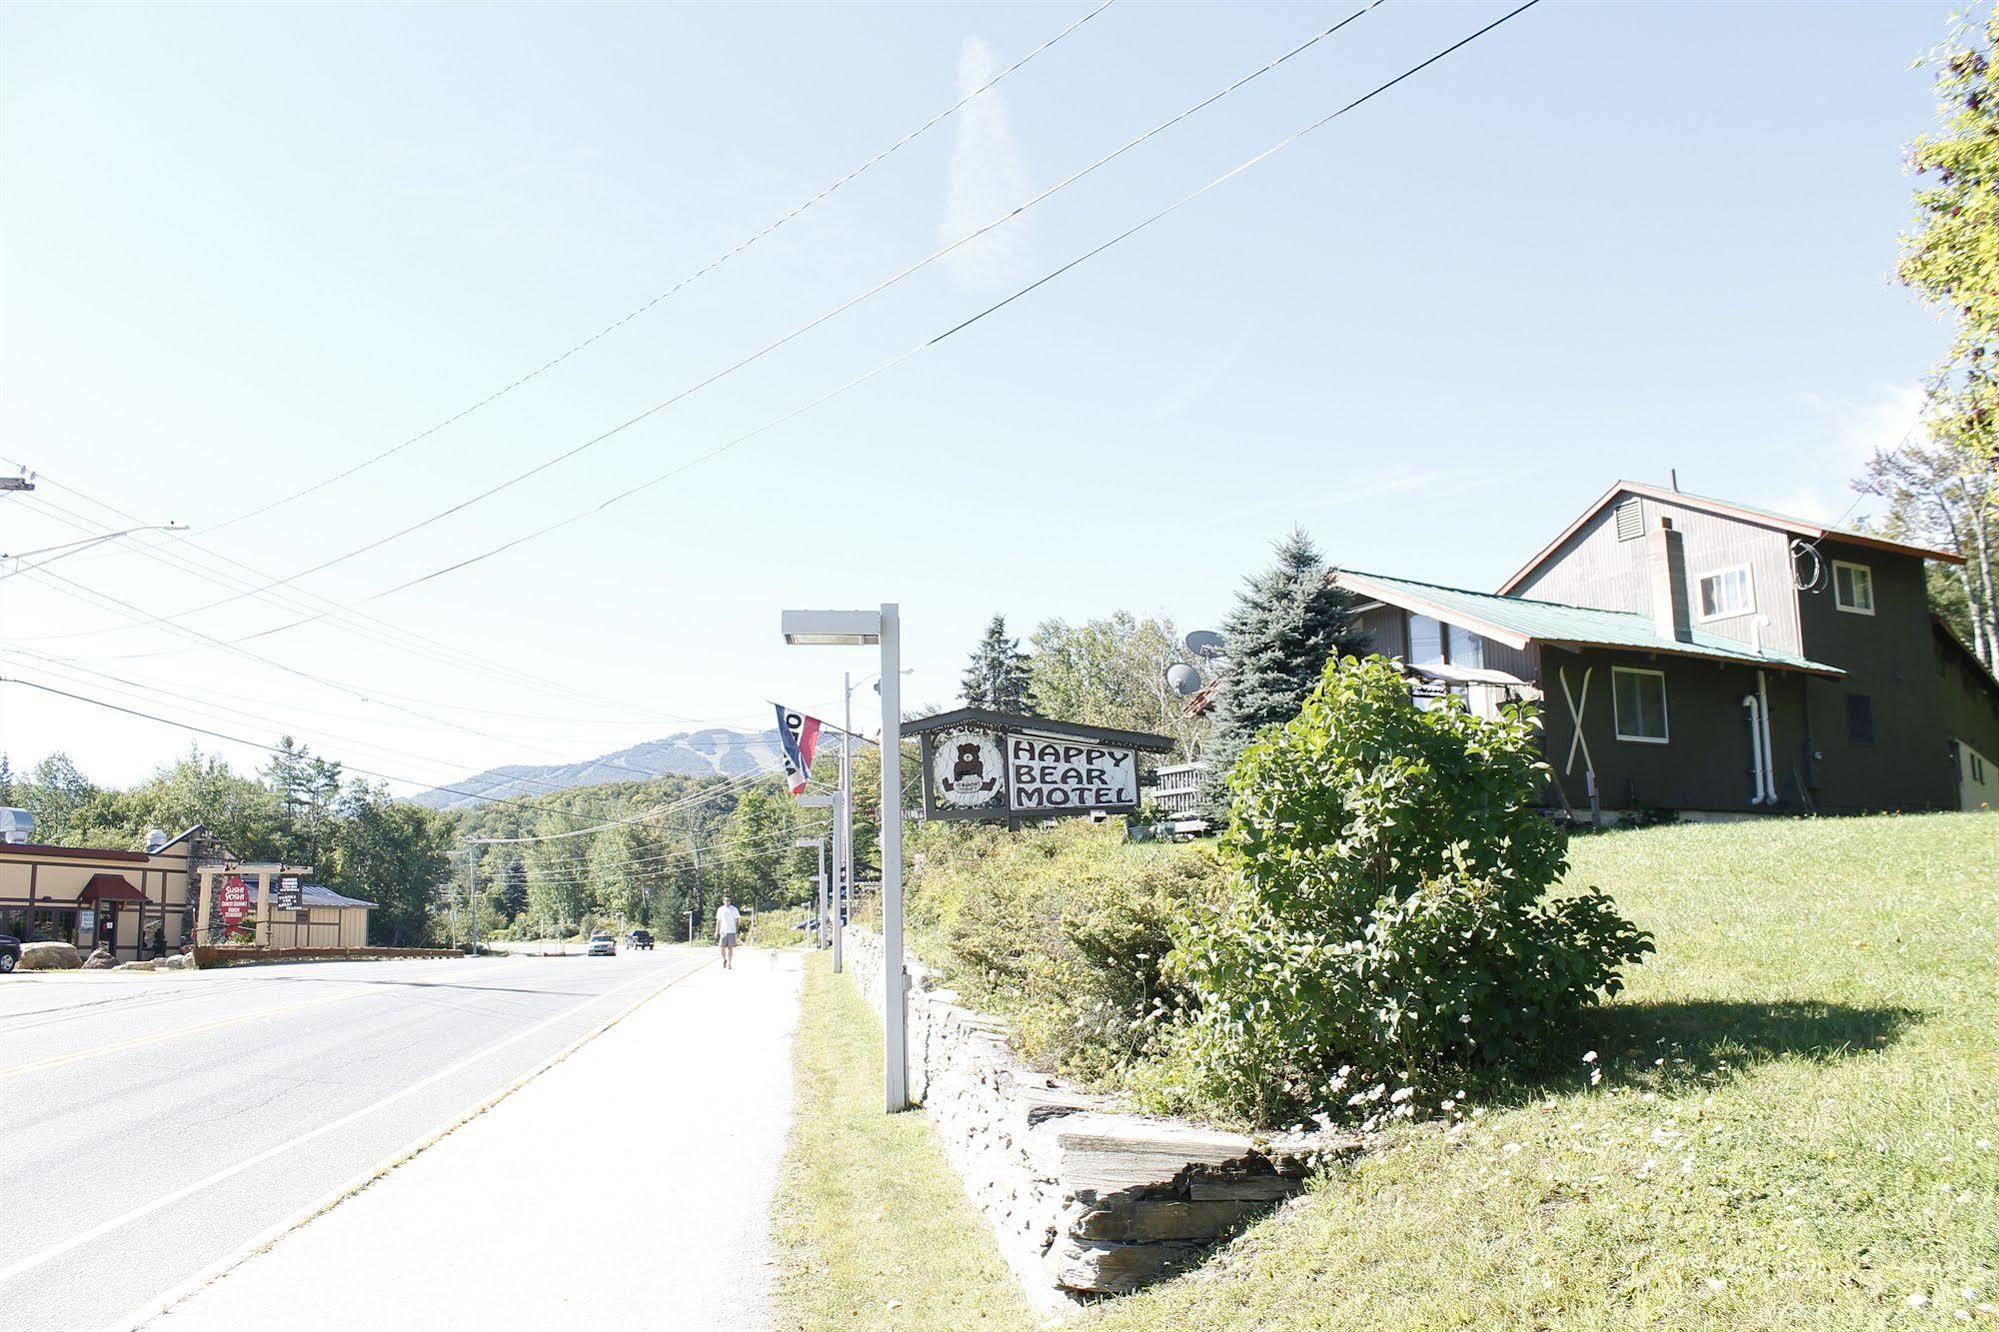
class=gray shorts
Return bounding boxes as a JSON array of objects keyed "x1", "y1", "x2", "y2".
[{"x1": 720, "y1": 932, "x2": 738, "y2": 948}]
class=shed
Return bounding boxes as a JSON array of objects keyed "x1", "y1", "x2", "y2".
[{"x1": 263, "y1": 884, "x2": 376, "y2": 950}]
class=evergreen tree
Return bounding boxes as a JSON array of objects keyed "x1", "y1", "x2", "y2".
[
  {"x1": 1200, "y1": 529, "x2": 1368, "y2": 821},
  {"x1": 961, "y1": 613, "x2": 1032, "y2": 713},
  {"x1": 0, "y1": 753, "x2": 13, "y2": 804},
  {"x1": 490, "y1": 857, "x2": 529, "y2": 922}
]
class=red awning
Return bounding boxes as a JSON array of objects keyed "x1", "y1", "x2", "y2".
[{"x1": 79, "y1": 873, "x2": 147, "y2": 903}]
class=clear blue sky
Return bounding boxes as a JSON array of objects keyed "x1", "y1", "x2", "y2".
[{"x1": 0, "y1": 0, "x2": 1962, "y2": 791}]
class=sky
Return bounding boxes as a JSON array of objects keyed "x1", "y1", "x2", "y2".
[{"x1": 0, "y1": 0, "x2": 1966, "y2": 794}]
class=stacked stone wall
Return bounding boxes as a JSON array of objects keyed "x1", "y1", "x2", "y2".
[{"x1": 843, "y1": 929, "x2": 1352, "y2": 1313}]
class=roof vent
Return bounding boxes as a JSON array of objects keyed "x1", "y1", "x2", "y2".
[
  {"x1": 1614, "y1": 497, "x2": 1644, "y2": 542},
  {"x1": 0, "y1": 807, "x2": 32, "y2": 845}
]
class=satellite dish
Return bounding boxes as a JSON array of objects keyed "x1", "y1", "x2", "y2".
[
  {"x1": 1166, "y1": 662, "x2": 1204, "y2": 697},
  {"x1": 1183, "y1": 629, "x2": 1225, "y2": 660}
]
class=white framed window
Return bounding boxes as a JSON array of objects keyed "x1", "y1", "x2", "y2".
[
  {"x1": 1612, "y1": 667, "x2": 1670, "y2": 744},
  {"x1": 1833, "y1": 560, "x2": 1875, "y2": 615},
  {"x1": 1408, "y1": 614, "x2": 1445, "y2": 666},
  {"x1": 1696, "y1": 565, "x2": 1754, "y2": 621},
  {"x1": 1446, "y1": 623, "x2": 1484, "y2": 670}
]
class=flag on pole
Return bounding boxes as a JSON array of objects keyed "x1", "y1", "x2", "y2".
[{"x1": 775, "y1": 703, "x2": 822, "y2": 796}]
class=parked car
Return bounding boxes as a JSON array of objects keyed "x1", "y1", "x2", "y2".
[
  {"x1": 0, "y1": 934, "x2": 20, "y2": 973},
  {"x1": 626, "y1": 930, "x2": 654, "y2": 950},
  {"x1": 587, "y1": 931, "x2": 616, "y2": 957}
]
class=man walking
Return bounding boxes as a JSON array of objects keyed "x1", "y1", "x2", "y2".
[{"x1": 716, "y1": 896, "x2": 741, "y2": 970}]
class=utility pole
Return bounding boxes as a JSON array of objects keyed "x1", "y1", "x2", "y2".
[
  {"x1": 465, "y1": 841, "x2": 479, "y2": 956},
  {"x1": 690, "y1": 840, "x2": 702, "y2": 942}
]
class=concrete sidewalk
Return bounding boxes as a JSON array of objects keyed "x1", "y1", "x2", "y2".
[{"x1": 149, "y1": 949, "x2": 804, "y2": 1332}]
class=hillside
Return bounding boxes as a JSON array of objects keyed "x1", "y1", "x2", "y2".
[{"x1": 413, "y1": 728, "x2": 782, "y2": 810}]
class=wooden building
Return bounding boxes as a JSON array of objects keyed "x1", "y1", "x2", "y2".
[
  {"x1": 0, "y1": 832, "x2": 197, "y2": 960},
  {"x1": 1337, "y1": 481, "x2": 1999, "y2": 817}
]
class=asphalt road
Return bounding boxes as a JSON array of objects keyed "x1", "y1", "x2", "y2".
[{"x1": 0, "y1": 947, "x2": 711, "y2": 1332}]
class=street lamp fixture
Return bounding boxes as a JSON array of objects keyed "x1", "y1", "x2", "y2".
[{"x1": 782, "y1": 602, "x2": 907, "y2": 1112}]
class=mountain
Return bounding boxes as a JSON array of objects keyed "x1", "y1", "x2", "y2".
[{"x1": 412, "y1": 728, "x2": 783, "y2": 811}]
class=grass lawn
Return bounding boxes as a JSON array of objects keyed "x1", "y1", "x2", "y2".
[
  {"x1": 1083, "y1": 813, "x2": 1999, "y2": 1331},
  {"x1": 776, "y1": 814, "x2": 1998, "y2": 1330},
  {"x1": 771, "y1": 950, "x2": 1033, "y2": 1331}
]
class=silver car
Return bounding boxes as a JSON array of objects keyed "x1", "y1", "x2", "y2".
[{"x1": 587, "y1": 931, "x2": 616, "y2": 957}]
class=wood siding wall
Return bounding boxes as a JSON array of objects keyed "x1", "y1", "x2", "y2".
[
  {"x1": 1511, "y1": 493, "x2": 1804, "y2": 657},
  {"x1": 1539, "y1": 648, "x2": 1813, "y2": 813},
  {"x1": 1794, "y1": 540, "x2": 1958, "y2": 812}
]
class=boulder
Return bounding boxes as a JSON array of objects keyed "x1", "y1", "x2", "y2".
[
  {"x1": 116, "y1": 959, "x2": 161, "y2": 972},
  {"x1": 84, "y1": 947, "x2": 120, "y2": 969},
  {"x1": 19, "y1": 941, "x2": 82, "y2": 970}
]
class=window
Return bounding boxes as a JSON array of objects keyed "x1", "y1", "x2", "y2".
[
  {"x1": 1696, "y1": 565, "x2": 1754, "y2": 620},
  {"x1": 1972, "y1": 750, "x2": 1988, "y2": 784},
  {"x1": 1614, "y1": 497, "x2": 1644, "y2": 541},
  {"x1": 1833, "y1": 560, "x2": 1875, "y2": 615},
  {"x1": 1408, "y1": 614, "x2": 1445, "y2": 666},
  {"x1": 1447, "y1": 623, "x2": 1484, "y2": 670},
  {"x1": 1846, "y1": 694, "x2": 1875, "y2": 744},
  {"x1": 1612, "y1": 667, "x2": 1669, "y2": 743}
]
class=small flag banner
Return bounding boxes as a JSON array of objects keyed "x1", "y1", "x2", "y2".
[{"x1": 775, "y1": 704, "x2": 822, "y2": 796}]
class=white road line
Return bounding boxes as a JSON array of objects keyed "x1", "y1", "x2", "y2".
[{"x1": 0, "y1": 959, "x2": 697, "y2": 1289}]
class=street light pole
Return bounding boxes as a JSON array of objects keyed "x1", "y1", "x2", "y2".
[
  {"x1": 834, "y1": 678, "x2": 850, "y2": 974},
  {"x1": 876, "y1": 604, "x2": 907, "y2": 1111},
  {"x1": 781, "y1": 604, "x2": 909, "y2": 1112},
  {"x1": 795, "y1": 836, "x2": 827, "y2": 948}
]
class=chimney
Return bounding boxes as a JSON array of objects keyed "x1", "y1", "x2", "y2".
[{"x1": 1647, "y1": 517, "x2": 1692, "y2": 642}]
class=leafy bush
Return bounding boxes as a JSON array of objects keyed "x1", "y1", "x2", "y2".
[
  {"x1": 1158, "y1": 656, "x2": 1653, "y2": 1126},
  {"x1": 908, "y1": 820, "x2": 1214, "y2": 1087}
]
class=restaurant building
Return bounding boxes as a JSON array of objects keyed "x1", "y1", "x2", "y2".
[{"x1": 0, "y1": 827, "x2": 201, "y2": 960}]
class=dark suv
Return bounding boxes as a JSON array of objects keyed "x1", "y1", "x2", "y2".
[
  {"x1": 0, "y1": 934, "x2": 21, "y2": 974},
  {"x1": 626, "y1": 929, "x2": 654, "y2": 951}
]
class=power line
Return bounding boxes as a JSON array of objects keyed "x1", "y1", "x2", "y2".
[
  {"x1": 106, "y1": 0, "x2": 1393, "y2": 630},
  {"x1": 5, "y1": 472, "x2": 739, "y2": 741},
  {"x1": 357, "y1": 0, "x2": 1545, "y2": 603},
  {"x1": 0, "y1": 673, "x2": 739, "y2": 828},
  {"x1": 468, "y1": 764, "x2": 787, "y2": 846},
  {"x1": 198, "y1": 2, "x2": 1118, "y2": 536}
]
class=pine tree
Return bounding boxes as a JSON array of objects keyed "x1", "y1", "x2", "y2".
[
  {"x1": 0, "y1": 753, "x2": 12, "y2": 805},
  {"x1": 961, "y1": 613, "x2": 1032, "y2": 713},
  {"x1": 1201, "y1": 529, "x2": 1368, "y2": 821}
]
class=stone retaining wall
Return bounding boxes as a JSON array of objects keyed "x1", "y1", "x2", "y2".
[{"x1": 843, "y1": 929, "x2": 1353, "y2": 1313}]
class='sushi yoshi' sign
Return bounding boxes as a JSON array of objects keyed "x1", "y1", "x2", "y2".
[{"x1": 911, "y1": 708, "x2": 1172, "y2": 822}]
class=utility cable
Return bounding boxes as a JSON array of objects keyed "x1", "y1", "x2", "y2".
[{"x1": 200, "y1": 0, "x2": 1118, "y2": 533}]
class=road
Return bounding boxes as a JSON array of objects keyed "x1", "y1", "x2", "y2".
[{"x1": 0, "y1": 948, "x2": 713, "y2": 1332}]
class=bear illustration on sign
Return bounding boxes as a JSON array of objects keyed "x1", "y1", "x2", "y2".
[{"x1": 933, "y1": 732, "x2": 1005, "y2": 808}]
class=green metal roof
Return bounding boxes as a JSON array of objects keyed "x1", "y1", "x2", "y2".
[{"x1": 1337, "y1": 570, "x2": 1845, "y2": 677}]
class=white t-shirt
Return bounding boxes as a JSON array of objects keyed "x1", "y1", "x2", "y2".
[{"x1": 716, "y1": 904, "x2": 741, "y2": 938}]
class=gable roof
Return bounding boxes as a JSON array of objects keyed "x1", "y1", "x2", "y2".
[
  {"x1": 1335, "y1": 569, "x2": 1845, "y2": 677},
  {"x1": 1497, "y1": 480, "x2": 1964, "y2": 596}
]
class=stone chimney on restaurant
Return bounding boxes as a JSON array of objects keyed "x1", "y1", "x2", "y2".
[{"x1": 1648, "y1": 516, "x2": 1692, "y2": 642}]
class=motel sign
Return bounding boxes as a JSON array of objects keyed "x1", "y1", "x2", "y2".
[{"x1": 906, "y1": 708, "x2": 1173, "y2": 823}]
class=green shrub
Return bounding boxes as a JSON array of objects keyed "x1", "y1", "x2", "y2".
[
  {"x1": 1158, "y1": 656, "x2": 1652, "y2": 1126},
  {"x1": 908, "y1": 820, "x2": 1215, "y2": 1087}
]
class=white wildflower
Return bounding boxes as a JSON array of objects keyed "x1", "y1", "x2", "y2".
[
  {"x1": 1910, "y1": 1293, "x2": 1930, "y2": 1309},
  {"x1": 1582, "y1": 1050, "x2": 1599, "y2": 1064}
]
